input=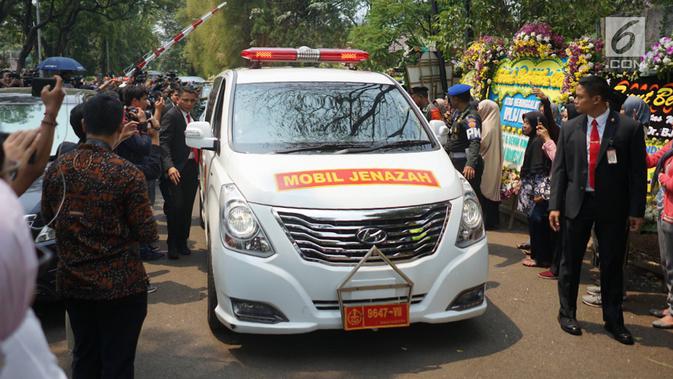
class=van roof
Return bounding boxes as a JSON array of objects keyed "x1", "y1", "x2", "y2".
[{"x1": 232, "y1": 68, "x2": 396, "y2": 85}]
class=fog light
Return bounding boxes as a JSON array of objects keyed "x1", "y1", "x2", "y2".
[
  {"x1": 231, "y1": 298, "x2": 288, "y2": 324},
  {"x1": 447, "y1": 284, "x2": 485, "y2": 311}
]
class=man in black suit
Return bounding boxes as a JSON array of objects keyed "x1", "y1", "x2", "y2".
[
  {"x1": 549, "y1": 76, "x2": 646, "y2": 345},
  {"x1": 160, "y1": 86, "x2": 199, "y2": 259}
]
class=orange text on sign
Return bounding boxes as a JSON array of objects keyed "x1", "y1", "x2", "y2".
[{"x1": 275, "y1": 169, "x2": 439, "y2": 191}]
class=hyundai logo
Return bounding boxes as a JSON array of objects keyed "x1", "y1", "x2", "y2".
[{"x1": 356, "y1": 227, "x2": 388, "y2": 245}]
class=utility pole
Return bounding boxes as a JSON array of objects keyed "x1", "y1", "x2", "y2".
[{"x1": 430, "y1": 0, "x2": 448, "y2": 95}]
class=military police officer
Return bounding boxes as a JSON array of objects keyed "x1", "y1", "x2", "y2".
[{"x1": 446, "y1": 84, "x2": 483, "y2": 193}]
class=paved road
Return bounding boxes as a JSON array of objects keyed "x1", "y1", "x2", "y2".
[{"x1": 40, "y1": 205, "x2": 673, "y2": 378}]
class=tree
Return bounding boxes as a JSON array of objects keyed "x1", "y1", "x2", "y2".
[
  {"x1": 348, "y1": 0, "x2": 434, "y2": 72},
  {"x1": 182, "y1": 0, "x2": 363, "y2": 77}
]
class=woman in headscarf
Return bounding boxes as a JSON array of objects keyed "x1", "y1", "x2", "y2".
[
  {"x1": 622, "y1": 95, "x2": 651, "y2": 129},
  {"x1": 477, "y1": 99, "x2": 503, "y2": 229},
  {"x1": 518, "y1": 111, "x2": 554, "y2": 268},
  {"x1": 562, "y1": 102, "x2": 579, "y2": 123},
  {"x1": 0, "y1": 132, "x2": 66, "y2": 379}
]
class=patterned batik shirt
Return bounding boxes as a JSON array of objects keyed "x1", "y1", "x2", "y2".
[{"x1": 42, "y1": 140, "x2": 158, "y2": 300}]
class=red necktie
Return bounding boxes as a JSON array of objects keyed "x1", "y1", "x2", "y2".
[
  {"x1": 187, "y1": 113, "x2": 200, "y2": 164},
  {"x1": 589, "y1": 119, "x2": 600, "y2": 189}
]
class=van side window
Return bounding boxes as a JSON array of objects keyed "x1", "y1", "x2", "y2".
[
  {"x1": 211, "y1": 78, "x2": 226, "y2": 139},
  {"x1": 204, "y1": 77, "x2": 223, "y2": 123}
]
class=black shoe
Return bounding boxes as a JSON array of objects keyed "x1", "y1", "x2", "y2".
[
  {"x1": 558, "y1": 315, "x2": 582, "y2": 336},
  {"x1": 179, "y1": 241, "x2": 192, "y2": 256},
  {"x1": 604, "y1": 324, "x2": 634, "y2": 345},
  {"x1": 166, "y1": 246, "x2": 179, "y2": 260},
  {"x1": 166, "y1": 240, "x2": 180, "y2": 259},
  {"x1": 141, "y1": 249, "x2": 165, "y2": 261}
]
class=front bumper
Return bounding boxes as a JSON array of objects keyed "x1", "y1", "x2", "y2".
[{"x1": 210, "y1": 200, "x2": 488, "y2": 334}]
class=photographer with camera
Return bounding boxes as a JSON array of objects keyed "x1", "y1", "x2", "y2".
[{"x1": 118, "y1": 85, "x2": 165, "y2": 263}]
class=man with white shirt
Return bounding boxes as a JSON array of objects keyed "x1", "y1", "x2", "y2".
[
  {"x1": 159, "y1": 86, "x2": 199, "y2": 259},
  {"x1": 548, "y1": 75, "x2": 647, "y2": 345}
]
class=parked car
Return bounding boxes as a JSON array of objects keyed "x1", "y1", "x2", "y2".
[{"x1": 0, "y1": 87, "x2": 95, "y2": 302}]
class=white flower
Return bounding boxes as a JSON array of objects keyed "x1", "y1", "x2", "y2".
[
  {"x1": 551, "y1": 53, "x2": 557, "y2": 57},
  {"x1": 531, "y1": 32, "x2": 536, "y2": 37},
  {"x1": 588, "y1": 62, "x2": 594, "y2": 68},
  {"x1": 665, "y1": 57, "x2": 672, "y2": 65},
  {"x1": 544, "y1": 36, "x2": 550, "y2": 42},
  {"x1": 487, "y1": 79, "x2": 492, "y2": 84},
  {"x1": 585, "y1": 54, "x2": 592, "y2": 60},
  {"x1": 588, "y1": 43, "x2": 594, "y2": 49},
  {"x1": 524, "y1": 35, "x2": 530, "y2": 41},
  {"x1": 537, "y1": 35, "x2": 543, "y2": 42}
]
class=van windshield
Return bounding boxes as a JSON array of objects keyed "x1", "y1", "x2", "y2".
[{"x1": 231, "y1": 82, "x2": 435, "y2": 154}]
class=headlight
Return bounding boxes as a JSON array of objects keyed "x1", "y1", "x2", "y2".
[
  {"x1": 456, "y1": 176, "x2": 485, "y2": 247},
  {"x1": 220, "y1": 184, "x2": 274, "y2": 257},
  {"x1": 226, "y1": 201, "x2": 258, "y2": 239},
  {"x1": 35, "y1": 226, "x2": 56, "y2": 243}
]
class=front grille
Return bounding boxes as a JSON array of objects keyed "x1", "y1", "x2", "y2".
[
  {"x1": 274, "y1": 202, "x2": 451, "y2": 264},
  {"x1": 313, "y1": 294, "x2": 426, "y2": 311}
]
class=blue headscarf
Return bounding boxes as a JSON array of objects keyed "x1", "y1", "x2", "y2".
[{"x1": 622, "y1": 95, "x2": 650, "y2": 127}]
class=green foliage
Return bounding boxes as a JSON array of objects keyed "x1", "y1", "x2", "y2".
[
  {"x1": 348, "y1": 0, "x2": 434, "y2": 72},
  {"x1": 435, "y1": 0, "x2": 652, "y2": 58},
  {"x1": 182, "y1": 0, "x2": 362, "y2": 77}
]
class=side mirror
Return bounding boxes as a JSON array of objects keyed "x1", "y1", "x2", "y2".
[
  {"x1": 185, "y1": 121, "x2": 218, "y2": 150},
  {"x1": 428, "y1": 120, "x2": 449, "y2": 145}
]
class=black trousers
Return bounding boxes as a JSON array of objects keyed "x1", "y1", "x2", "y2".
[
  {"x1": 451, "y1": 156, "x2": 483, "y2": 198},
  {"x1": 160, "y1": 159, "x2": 198, "y2": 251},
  {"x1": 528, "y1": 200, "x2": 553, "y2": 266},
  {"x1": 65, "y1": 293, "x2": 148, "y2": 379},
  {"x1": 479, "y1": 196, "x2": 501, "y2": 229},
  {"x1": 558, "y1": 193, "x2": 629, "y2": 325},
  {"x1": 550, "y1": 228, "x2": 562, "y2": 276}
]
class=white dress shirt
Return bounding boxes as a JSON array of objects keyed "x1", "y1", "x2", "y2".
[
  {"x1": 180, "y1": 109, "x2": 195, "y2": 159},
  {"x1": 586, "y1": 108, "x2": 610, "y2": 191}
]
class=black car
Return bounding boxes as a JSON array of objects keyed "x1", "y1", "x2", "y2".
[{"x1": 1, "y1": 87, "x2": 95, "y2": 302}]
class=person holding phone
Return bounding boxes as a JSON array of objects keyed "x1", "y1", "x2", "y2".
[
  {"x1": 1, "y1": 128, "x2": 66, "y2": 379},
  {"x1": 518, "y1": 112, "x2": 554, "y2": 269},
  {"x1": 4, "y1": 76, "x2": 65, "y2": 196}
]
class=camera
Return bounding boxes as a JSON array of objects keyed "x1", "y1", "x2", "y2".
[{"x1": 125, "y1": 106, "x2": 153, "y2": 133}]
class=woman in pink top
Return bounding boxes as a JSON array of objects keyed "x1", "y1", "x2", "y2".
[{"x1": 646, "y1": 138, "x2": 673, "y2": 328}]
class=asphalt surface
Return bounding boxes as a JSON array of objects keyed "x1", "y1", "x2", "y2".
[{"x1": 39, "y1": 204, "x2": 673, "y2": 378}]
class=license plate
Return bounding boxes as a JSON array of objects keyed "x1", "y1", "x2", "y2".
[{"x1": 343, "y1": 303, "x2": 410, "y2": 331}]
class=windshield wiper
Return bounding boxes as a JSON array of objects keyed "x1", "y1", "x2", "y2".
[
  {"x1": 338, "y1": 140, "x2": 433, "y2": 154},
  {"x1": 274, "y1": 143, "x2": 368, "y2": 154}
]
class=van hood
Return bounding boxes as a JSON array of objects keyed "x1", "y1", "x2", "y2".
[{"x1": 226, "y1": 150, "x2": 464, "y2": 209}]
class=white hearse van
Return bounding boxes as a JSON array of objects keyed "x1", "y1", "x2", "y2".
[{"x1": 186, "y1": 47, "x2": 488, "y2": 335}]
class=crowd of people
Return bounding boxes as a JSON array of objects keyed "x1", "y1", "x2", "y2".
[
  {"x1": 1, "y1": 70, "x2": 672, "y2": 378},
  {"x1": 0, "y1": 71, "x2": 206, "y2": 378},
  {"x1": 410, "y1": 76, "x2": 673, "y2": 344}
]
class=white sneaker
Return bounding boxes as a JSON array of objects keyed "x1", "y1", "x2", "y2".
[
  {"x1": 586, "y1": 285, "x2": 601, "y2": 295},
  {"x1": 582, "y1": 293, "x2": 602, "y2": 307}
]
